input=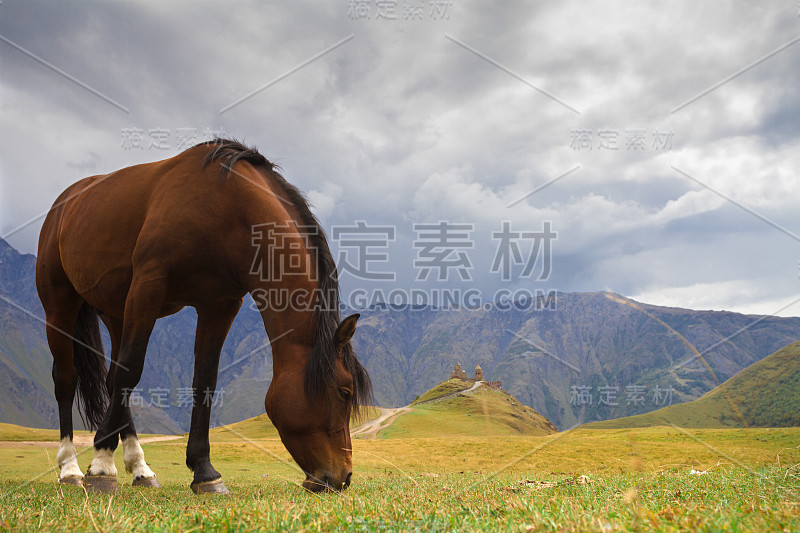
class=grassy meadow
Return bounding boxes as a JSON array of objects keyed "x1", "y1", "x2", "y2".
[{"x1": 0, "y1": 421, "x2": 798, "y2": 531}]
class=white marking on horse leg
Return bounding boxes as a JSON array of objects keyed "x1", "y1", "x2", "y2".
[
  {"x1": 87, "y1": 447, "x2": 118, "y2": 477},
  {"x1": 56, "y1": 437, "x2": 83, "y2": 480},
  {"x1": 122, "y1": 436, "x2": 156, "y2": 480}
]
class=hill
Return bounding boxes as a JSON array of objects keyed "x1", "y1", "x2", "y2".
[
  {"x1": 410, "y1": 377, "x2": 477, "y2": 404},
  {"x1": 207, "y1": 380, "x2": 556, "y2": 441},
  {"x1": 371, "y1": 379, "x2": 557, "y2": 438},
  {"x1": 583, "y1": 340, "x2": 800, "y2": 429}
]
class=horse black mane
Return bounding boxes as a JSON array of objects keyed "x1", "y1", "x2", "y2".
[{"x1": 192, "y1": 138, "x2": 372, "y2": 415}]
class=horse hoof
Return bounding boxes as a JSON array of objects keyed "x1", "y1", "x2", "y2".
[
  {"x1": 59, "y1": 475, "x2": 83, "y2": 486},
  {"x1": 84, "y1": 475, "x2": 118, "y2": 493},
  {"x1": 132, "y1": 476, "x2": 160, "y2": 488},
  {"x1": 191, "y1": 479, "x2": 230, "y2": 495}
]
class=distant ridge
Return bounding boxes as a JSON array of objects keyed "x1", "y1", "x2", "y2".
[{"x1": 582, "y1": 340, "x2": 800, "y2": 429}]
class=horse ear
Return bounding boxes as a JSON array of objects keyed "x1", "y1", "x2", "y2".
[{"x1": 334, "y1": 313, "x2": 360, "y2": 347}]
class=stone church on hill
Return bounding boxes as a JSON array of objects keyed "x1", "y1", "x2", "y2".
[{"x1": 449, "y1": 363, "x2": 502, "y2": 390}]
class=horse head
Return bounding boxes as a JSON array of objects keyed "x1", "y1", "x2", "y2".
[{"x1": 264, "y1": 313, "x2": 371, "y2": 492}]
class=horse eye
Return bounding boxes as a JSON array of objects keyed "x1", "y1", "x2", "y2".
[{"x1": 338, "y1": 388, "x2": 353, "y2": 402}]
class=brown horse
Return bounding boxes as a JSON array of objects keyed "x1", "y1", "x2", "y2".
[{"x1": 35, "y1": 139, "x2": 371, "y2": 493}]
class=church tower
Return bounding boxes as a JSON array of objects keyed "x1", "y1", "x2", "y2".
[{"x1": 450, "y1": 364, "x2": 468, "y2": 380}]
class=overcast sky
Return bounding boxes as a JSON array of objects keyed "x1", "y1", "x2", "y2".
[{"x1": 1, "y1": 1, "x2": 799, "y2": 316}]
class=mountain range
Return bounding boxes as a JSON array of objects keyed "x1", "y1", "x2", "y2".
[{"x1": 1, "y1": 236, "x2": 798, "y2": 433}]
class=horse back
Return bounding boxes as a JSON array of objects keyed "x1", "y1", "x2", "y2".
[{"x1": 45, "y1": 147, "x2": 288, "y2": 316}]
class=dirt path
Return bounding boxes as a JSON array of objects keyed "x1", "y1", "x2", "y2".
[
  {"x1": 0, "y1": 435, "x2": 183, "y2": 448},
  {"x1": 350, "y1": 407, "x2": 410, "y2": 439},
  {"x1": 414, "y1": 380, "x2": 484, "y2": 406},
  {"x1": 463, "y1": 381, "x2": 484, "y2": 394}
]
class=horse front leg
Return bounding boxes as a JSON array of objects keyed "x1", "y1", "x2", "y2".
[{"x1": 186, "y1": 300, "x2": 241, "y2": 494}]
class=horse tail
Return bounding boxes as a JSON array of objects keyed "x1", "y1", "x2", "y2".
[{"x1": 73, "y1": 302, "x2": 109, "y2": 430}]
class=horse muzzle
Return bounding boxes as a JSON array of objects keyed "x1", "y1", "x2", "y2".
[{"x1": 302, "y1": 471, "x2": 352, "y2": 493}]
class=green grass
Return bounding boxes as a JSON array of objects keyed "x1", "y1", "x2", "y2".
[
  {"x1": 0, "y1": 461, "x2": 797, "y2": 531},
  {"x1": 0, "y1": 426, "x2": 798, "y2": 531},
  {"x1": 586, "y1": 340, "x2": 800, "y2": 430}
]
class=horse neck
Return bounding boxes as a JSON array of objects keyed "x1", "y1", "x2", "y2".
[
  {"x1": 250, "y1": 277, "x2": 318, "y2": 375},
  {"x1": 243, "y1": 213, "x2": 325, "y2": 373}
]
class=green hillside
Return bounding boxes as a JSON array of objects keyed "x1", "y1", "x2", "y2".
[
  {"x1": 0, "y1": 421, "x2": 64, "y2": 441},
  {"x1": 381, "y1": 380, "x2": 557, "y2": 438},
  {"x1": 584, "y1": 340, "x2": 800, "y2": 429},
  {"x1": 410, "y1": 378, "x2": 475, "y2": 404},
  {"x1": 209, "y1": 413, "x2": 280, "y2": 441}
]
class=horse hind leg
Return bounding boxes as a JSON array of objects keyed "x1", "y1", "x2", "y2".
[
  {"x1": 52, "y1": 341, "x2": 83, "y2": 485},
  {"x1": 101, "y1": 314, "x2": 159, "y2": 488},
  {"x1": 44, "y1": 294, "x2": 87, "y2": 485},
  {"x1": 56, "y1": 436, "x2": 82, "y2": 485},
  {"x1": 87, "y1": 273, "x2": 167, "y2": 492}
]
